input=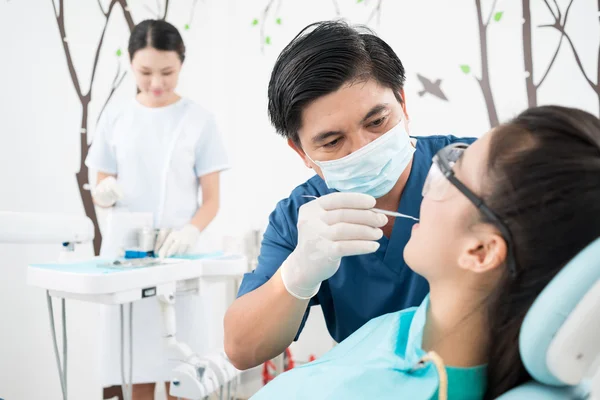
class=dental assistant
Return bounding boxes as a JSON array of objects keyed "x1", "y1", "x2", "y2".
[
  {"x1": 85, "y1": 20, "x2": 229, "y2": 399},
  {"x1": 224, "y1": 21, "x2": 475, "y2": 370}
]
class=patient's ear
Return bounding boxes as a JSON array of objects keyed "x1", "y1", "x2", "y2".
[{"x1": 458, "y1": 232, "x2": 507, "y2": 274}]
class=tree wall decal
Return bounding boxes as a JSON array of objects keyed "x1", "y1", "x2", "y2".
[
  {"x1": 50, "y1": 0, "x2": 135, "y2": 254},
  {"x1": 251, "y1": 0, "x2": 386, "y2": 52},
  {"x1": 540, "y1": 0, "x2": 600, "y2": 116},
  {"x1": 332, "y1": 0, "x2": 341, "y2": 16},
  {"x1": 417, "y1": 74, "x2": 449, "y2": 101},
  {"x1": 458, "y1": 0, "x2": 596, "y2": 128},
  {"x1": 473, "y1": 0, "x2": 500, "y2": 127},
  {"x1": 96, "y1": 50, "x2": 128, "y2": 126},
  {"x1": 252, "y1": 0, "x2": 282, "y2": 53},
  {"x1": 248, "y1": 0, "x2": 597, "y2": 124},
  {"x1": 143, "y1": 0, "x2": 170, "y2": 20},
  {"x1": 522, "y1": 0, "x2": 571, "y2": 108},
  {"x1": 363, "y1": 0, "x2": 384, "y2": 27},
  {"x1": 184, "y1": 0, "x2": 202, "y2": 31}
]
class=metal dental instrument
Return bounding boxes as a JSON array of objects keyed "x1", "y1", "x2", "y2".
[
  {"x1": 301, "y1": 195, "x2": 419, "y2": 221},
  {"x1": 370, "y1": 208, "x2": 419, "y2": 221}
]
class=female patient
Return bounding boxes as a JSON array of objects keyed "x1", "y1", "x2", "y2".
[{"x1": 252, "y1": 105, "x2": 600, "y2": 400}]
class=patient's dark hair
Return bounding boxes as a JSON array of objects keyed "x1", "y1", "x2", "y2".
[
  {"x1": 481, "y1": 106, "x2": 600, "y2": 398},
  {"x1": 268, "y1": 20, "x2": 405, "y2": 146}
]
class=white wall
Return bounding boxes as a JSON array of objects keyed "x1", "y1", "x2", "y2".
[{"x1": 1, "y1": 0, "x2": 598, "y2": 399}]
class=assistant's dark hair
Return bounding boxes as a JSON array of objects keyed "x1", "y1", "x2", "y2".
[
  {"x1": 128, "y1": 19, "x2": 185, "y2": 62},
  {"x1": 481, "y1": 106, "x2": 600, "y2": 399},
  {"x1": 267, "y1": 20, "x2": 406, "y2": 145}
]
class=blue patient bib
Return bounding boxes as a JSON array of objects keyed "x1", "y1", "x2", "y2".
[{"x1": 252, "y1": 297, "x2": 487, "y2": 400}]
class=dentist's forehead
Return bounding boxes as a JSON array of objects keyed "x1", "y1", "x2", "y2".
[{"x1": 299, "y1": 80, "x2": 398, "y2": 138}]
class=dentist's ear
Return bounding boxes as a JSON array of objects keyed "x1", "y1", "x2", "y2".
[
  {"x1": 288, "y1": 138, "x2": 313, "y2": 169},
  {"x1": 398, "y1": 89, "x2": 411, "y2": 135},
  {"x1": 403, "y1": 115, "x2": 412, "y2": 136},
  {"x1": 399, "y1": 89, "x2": 410, "y2": 122}
]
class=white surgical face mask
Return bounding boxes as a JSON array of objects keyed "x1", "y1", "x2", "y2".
[{"x1": 308, "y1": 119, "x2": 415, "y2": 198}]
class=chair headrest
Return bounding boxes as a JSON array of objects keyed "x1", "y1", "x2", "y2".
[{"x1": 519, "y1": 237, "x2": 600, "y2": 386}]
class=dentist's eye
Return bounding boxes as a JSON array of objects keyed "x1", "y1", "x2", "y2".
[
  {"x1": 323, "y1": 138, "x2": 341, "y2": 148},
  {"x1": 369, "y1": 117, "x2": 387, "y2": 127}
]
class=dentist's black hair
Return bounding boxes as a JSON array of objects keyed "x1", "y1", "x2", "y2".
[
  {"x1": 481, "y1": 106, "x2": 600, "y2": 398},
  {"x1": 129, "y1": 19, "x2": 186, "y2": 62},
  {"x1": 268, "y1": 20, "x2": 405, "y2": 146}
]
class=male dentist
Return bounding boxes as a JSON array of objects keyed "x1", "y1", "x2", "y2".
[{"x1": 224, "y1": 21, "x2": 475, "y2": 370}]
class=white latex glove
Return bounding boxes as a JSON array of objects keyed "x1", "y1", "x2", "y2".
[
  {"x1": 281, "y1": 192, "x2": 387, "y2": 300},
  {"x1": 92, "y1": 176, "x2": 124, "y2": 208},
  {"x1": 156, "y1": 224, "x2": 201, "y2": 259}
]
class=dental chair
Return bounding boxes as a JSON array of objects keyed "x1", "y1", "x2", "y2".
[{"x1": 497, "y1": 238, "x2": 600, "y2": 399}]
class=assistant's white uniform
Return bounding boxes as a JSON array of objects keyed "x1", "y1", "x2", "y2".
[{"x1": 85, "y1": 97, "x2": 229, "y2": 385}]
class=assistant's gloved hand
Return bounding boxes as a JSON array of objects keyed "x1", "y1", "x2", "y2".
[
  {"x1": 92, "y1": 176, "x2": 124, "y2": 208},
  {"x1": 156, "y1": 224, "x2": 201, "y2": 259},
  {"x1": 281, "y1": 192, "x2": 387, "y2": 300}
]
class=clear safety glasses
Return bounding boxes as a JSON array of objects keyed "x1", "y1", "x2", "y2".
[{"x1": 423, "y1": 143, "x2": 517, "y2": 277}]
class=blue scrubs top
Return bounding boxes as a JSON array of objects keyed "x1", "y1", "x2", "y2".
[
  {"x1": 238, "y1": 135, "x2": 476, "y2": 343},
  {"x1": 251, "y1": 296, "x2": 487, "y2": 400}
]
